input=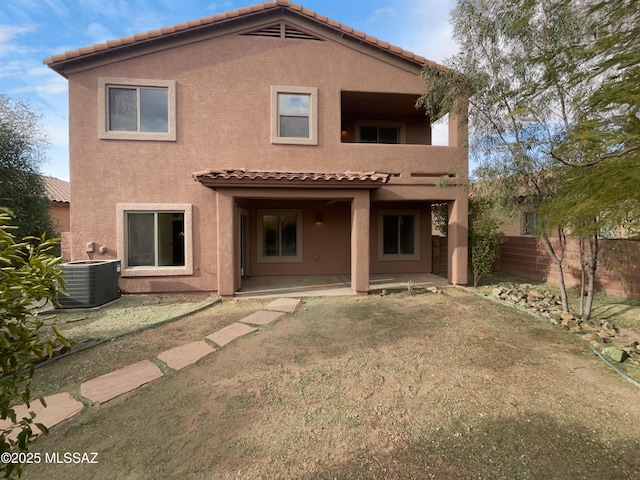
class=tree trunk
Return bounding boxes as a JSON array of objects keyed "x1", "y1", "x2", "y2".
[
  {"x1": 582, "y1": 233, "x2": 599, "y2": 321},
  {"x1": 541, "y1": 228, "x2": 570, "y2": 313},
  {"x1": 579, "y1": 237, "x2": 586, "y2": 318}
]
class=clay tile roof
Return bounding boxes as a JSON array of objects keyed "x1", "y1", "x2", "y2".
[
  {"x1": 41, "y1": 175, "x2": 70, "y2": 203},
  {"x1": 43, "y1": 1, "x2": 446, "y2": 73},
  {"x1": 192, "y1": 169, "x2": 390, "y2": 189}
]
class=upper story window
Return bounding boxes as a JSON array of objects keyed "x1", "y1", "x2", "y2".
[
  {"x1": 355, "y1": 121, "x2": 405, "y2": 144},
  {"x1": 359, "y1": 126, "x2": 399, "y2": 144},
  {"x1": 99, "y1": 78, "x2": 176, "y2": 141},
  {"x1": 271, "y1": 86, "x2": 318, "y2": 145}
]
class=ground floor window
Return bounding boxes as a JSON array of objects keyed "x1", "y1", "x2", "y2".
[
  {"x1": 117, "y1": 204, "x2": 193, "y2": 276},
  {"x1": 127, "y1": 212, "x2": 185, "y2": 267},
  {"x1": 378, "y1": 210, "x2": 420, "y2": 260},
  {"x1": 257, "y1": 209, "x2": 303, "y2": 263}
]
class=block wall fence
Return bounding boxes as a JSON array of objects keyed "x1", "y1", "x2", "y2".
[{"x1": 493, "y1": 236, "x2": 640, "y2": 299}]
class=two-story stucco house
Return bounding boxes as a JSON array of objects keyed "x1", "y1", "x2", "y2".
[{"x1": 44, "y1": 0, "x2": 468, "y2": 297}]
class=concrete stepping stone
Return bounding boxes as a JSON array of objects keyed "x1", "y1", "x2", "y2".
[
  {"x1": 80, "y1": 360, "x2": 163, "y2": 404},
  {"x1": 264, "y1": 297, "x2": 300, "y2": 313},
  {"x1": 240, "y1": 310, "x2": 285, "y2": 326},
  {"x1": 206, "y1": 322, "x2": 257, "y2": 347},
  {"x1": 157, "y1": 340, "x2": 215, "y2": 370},
  {"x1": 0, "y1": 392, "x2": 84, "y2": 441}
]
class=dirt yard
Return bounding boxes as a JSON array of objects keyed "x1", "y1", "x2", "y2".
[{"x1": 24, "y1": 289, "x2": 640, "y2": 479}]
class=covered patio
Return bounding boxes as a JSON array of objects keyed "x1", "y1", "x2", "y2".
[{"x1": 235, "y1": 273, "x2": 448, "y2": 298}]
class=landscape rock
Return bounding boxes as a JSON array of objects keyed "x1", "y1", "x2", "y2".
[
  {"x1": 603, "y1": 346, "x2": 628, "y2": 363},
  {"x1": 486, "y1": 282, "x2": 633, "y2": 359},
  {"x1": 595, "y1": 332, "x2": 612, "y2": 344},
  {"x1": 528, "y1": 290, "x2": 545, "y2": 299},
  {"x1": 560, "y1": 312, "x2": 574, "y2": 321},
  {"x1": 562, "y1": 318, "x2": 579, "y2": 330}
]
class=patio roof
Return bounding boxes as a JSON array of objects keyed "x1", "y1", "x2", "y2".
[{"x1": 192, "y1": 169, "x2": 390, "y2": 189}]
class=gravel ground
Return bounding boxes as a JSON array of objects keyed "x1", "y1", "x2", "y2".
[{"x1": 39, "y1": 293, "x2": 219, "y2": 345}]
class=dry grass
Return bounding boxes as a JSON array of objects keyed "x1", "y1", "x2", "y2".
[{"x1": 24, "y1": 290, "x2": 640, "y2": 479}]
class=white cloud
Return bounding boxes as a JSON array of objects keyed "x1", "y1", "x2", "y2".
[
  {"x1": 368, "y1": 7, "x2": 397, "y2": 23},
  {"x1": 85, "y1": 22, "x2": 116, "y2": 44},
  {"x1": 205, "y1": 1, "x2": 236, "y2": 13},
  {"x1": 27, "y1": 65, "x2": 54, "y2": 77},
  {"x1": 395, "y1": 0, "x2": 459, "y2": 63},
  {"x1": 0, "y1": 24, "x2": 37, "y2": 56},
  {"x1": 0, "y1": 60, "x2": 26, "y2": 78},
  {"x1": 40, "y1": 0, "x2": 72, "y2": 18},
  {"x1": 11, "y1": 77, "x2": 68, "y2": 96},
  {"x1": 77, "y1": 0, "x2": 131, "y2": 20}
]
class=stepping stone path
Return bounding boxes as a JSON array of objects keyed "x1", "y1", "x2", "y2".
[
  {"x1": 0, "y1": 392, "x2": 84, "y2": 442},
  {"x1": 240, "y1": 310, "x2": 284, "y2": 326},
  {"x1": 206, "y1": 323, "x2": 257, "y2": 347},
  {"x1": 157, "y1": 340, "x2": 216, "y2": 371},
  {"x1": 5, "y1": 298, "x2": 300, "y2": 438},
  {"x1": 265, "y1": 297, "x2": 301, "y2": 313},
  {"x1": 80, "y1": 360, "x2": 164, "y2": 405}
]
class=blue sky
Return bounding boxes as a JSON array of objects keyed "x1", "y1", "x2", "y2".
[{"x1": 0, "y1": 0, "x2": 458, "y2": 181}]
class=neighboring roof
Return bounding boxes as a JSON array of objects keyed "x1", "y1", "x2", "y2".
[
  {"x1": 41, "y1": 175, "x2": 70, "y2": 203},
  {"x1": 44, "y1": 1, "x2": 445, "y2": 75},
  {"x1": 193, "y1": 169, "x2": 390, "y2": 188}
]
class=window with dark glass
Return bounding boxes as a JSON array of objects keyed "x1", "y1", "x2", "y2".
[
  {"x1": 263, "y1": 214, "x2": 298, "y2": 257},
  {"x1": 127, "y1": 212, "x2": 185, "y2": 267},
  {"x1": 359, "y1": 126, "x2": 399, "y2": 144},
  {"x1": 383, "y1": 214, "x2": 415, "y2": 255}
]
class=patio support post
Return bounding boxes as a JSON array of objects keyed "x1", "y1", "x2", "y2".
[
  {"x1": 351, "y1": 190, "x2": 370, "y2": 294},
  {"x1": 216, "y1": 190, "x2": 236, "y2": 297},
  {"x1": 447, "y1": 194, "x2": 468, "y2": 285}
]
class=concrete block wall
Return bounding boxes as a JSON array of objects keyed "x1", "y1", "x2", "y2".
[{"x1": 494, "y1": 236, "x2": 640, "y2": 299}]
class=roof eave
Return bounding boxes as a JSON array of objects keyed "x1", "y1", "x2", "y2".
[{"x1": 43, "y1": 1, "x2": 446, "y2": 77}]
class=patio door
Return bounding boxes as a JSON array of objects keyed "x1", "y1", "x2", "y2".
[{"x1": 238, "y1": 208, "x2": 249, "y2": 278}]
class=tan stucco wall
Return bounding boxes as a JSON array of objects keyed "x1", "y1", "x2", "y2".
[
  {"x1": 50, "y1": 202, "x2": 70, "y2": 234},
  {"x1": 66, "y1": 16, "x2": 467, "y2": 293}
]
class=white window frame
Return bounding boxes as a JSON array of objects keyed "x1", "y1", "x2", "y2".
[
  {"x1": 355, "y1": 120, "x2": 406, "y2": 144},
  {"x1": 257, "y1": 209, "x2": 303, "y2": 263},
  {"x1": 99, "y1": 77, "x2": 176, "y2": 141},
  {"x1": 378, "y1": 209, "x2": 420, "y2": 261},
  {"x1": 117, "y1": 204, "x2": 193, "y2": 277},
  {"x1": 271, "y1": 86, "x2": 318, "y2": 145}
]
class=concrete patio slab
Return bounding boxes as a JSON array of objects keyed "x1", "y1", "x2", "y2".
[
  {"x1": 264, "y1": 298, "x2": 300, "y2": 313},
  {"x1": 0, "y1": 392, "x2": 84, "y2": 442},
  {"x1": 240, "y1": 310, "x2": 285, "y2": 326},
  {"x1": 157, "y1": 340, "x2": 216, "y2": 370},
  {"x1": 80, "y1": 360, "x2": 163, "y2": 405},
  {"x1": 236, "y1": 273, "x2": 448, "y2": 298},
  {"x1": 206, "y1": 322, "x2": 257, "y2": 347}
]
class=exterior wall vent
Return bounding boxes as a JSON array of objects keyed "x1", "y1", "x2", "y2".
[
  {"x1": 241, "y1": 22, "x2": 322, "y2": 41},
  {"x1": 242, "y1": 23, "x2": 281, "y2": 38}
]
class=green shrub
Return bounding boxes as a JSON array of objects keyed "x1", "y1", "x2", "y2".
[{"x1": 0, "y1": 208, "x2": 68, "y2": 479}]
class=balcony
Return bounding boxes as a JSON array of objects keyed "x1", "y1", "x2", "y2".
[
  {"x1": 337, "y1": 91, "x2": 466, "y2": 182},
  {"x1": 340, "y1": 91, "x2": 432, "y2": 145}
]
